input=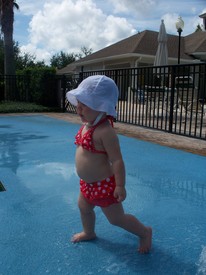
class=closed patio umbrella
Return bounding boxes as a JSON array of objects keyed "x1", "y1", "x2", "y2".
[
  {"x1": 154, "y1": 19, "x2": 168, "y2": 67},
  {"x1": 153, "y1": 19, "x2": 168, "y2": 86}
]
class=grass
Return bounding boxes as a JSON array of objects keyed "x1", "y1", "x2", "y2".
[{"x1": 0, "y1": 101, "x2": 59, "y2": 113}]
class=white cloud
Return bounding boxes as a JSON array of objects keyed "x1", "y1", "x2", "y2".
[
  {"x1": 17, "y1": 0, "x2": 62, "y2": 15},
  {"x1": 109, "y1": 0, "x2": 206, "y2": 34},
  {"x1": 16, "y1": 0, "x2": 206, "y2": 64},
  {"x1": 20, "y1": 43, "x2": 53, "y2": 63},
  {"x1": 162, "y1": 8, "x2": 206, "y2": 36},
  {"x1": 21, "y1": 0, "x2": 136, "y2": 63},
  {"x1": 99, "y1": 15, "x2": 136, "y2": 46},
  {"x1": 109, "y1": 0, "x2": 157, "y2": 18}
]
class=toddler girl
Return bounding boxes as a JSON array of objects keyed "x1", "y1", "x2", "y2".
[{"x1": 66, "y1": 75, "x2": 152, "y2": 253}]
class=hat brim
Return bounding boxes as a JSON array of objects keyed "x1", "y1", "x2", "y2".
[
  {"x1": 66, "y1": 88, "x2": 97, "y2": 111},
  {"x1": 66, "y1": 89, "x2": 117, "y2": 117},
  {"x1": 66, "y1": 88, "x2": 82, "y2": 106}
]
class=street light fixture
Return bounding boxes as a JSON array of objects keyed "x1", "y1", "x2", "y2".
[{"x1": 175, "y1": 16, "x2": 184, "y2": 64}]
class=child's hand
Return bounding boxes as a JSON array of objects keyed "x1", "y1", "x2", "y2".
[{"x1": 114, "y1": 186, "x2": 126, "y2": 202}]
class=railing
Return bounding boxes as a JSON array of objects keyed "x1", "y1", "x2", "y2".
[
  {"x1": 0, "y1": 64, "x2": 205, "y2": 140},
  {"x1": 0, "y1": 74, "x2": 30, "y2": 101},
  {"x1": 0, "y1": 74, "x2": 60, "y2": 107},
  {"x1": 64, "y1": 63, "x2": 206, "y2": 140}
]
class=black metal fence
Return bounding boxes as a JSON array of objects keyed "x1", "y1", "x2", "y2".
[
  {"x1": 64, "y1": 63, "x2": 206, "y2": 140},
  {"x1": 0, "y1": 74, "x2": 60, "y2": 107},
  {"x1": 0, "y1": 63, "x2": 205, "y2": 140}
]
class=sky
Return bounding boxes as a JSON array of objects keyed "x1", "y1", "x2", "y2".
[{"x1": 13, "y1": 0, "x2": 206, "y2": 64}]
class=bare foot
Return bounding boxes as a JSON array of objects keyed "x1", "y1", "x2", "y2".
[
  {"x1": 138, "y1": 227, "x2": 152, "y2": 254},
  {"x1": 71, "y1": 232, "x2": 96, "y2": 243}
]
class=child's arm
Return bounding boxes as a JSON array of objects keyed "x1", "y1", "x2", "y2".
[
  {"x1": 101, "y1": 127, "x2": 126, "y2": 202},
  {"x1": 112, "y1": 159, "x2": 126, "y2": 202}
]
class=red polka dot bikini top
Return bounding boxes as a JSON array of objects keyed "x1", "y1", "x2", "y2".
[{"x1": 75, "y1": 116, "x2": 113, "y2": 154}]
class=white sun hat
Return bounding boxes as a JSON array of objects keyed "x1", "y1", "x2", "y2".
[{"x1": 66, "y1": 75, "x2": 119, "y2": 117}]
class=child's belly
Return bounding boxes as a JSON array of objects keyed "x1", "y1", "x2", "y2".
[{"x1": 75, "y1": 148, "x2": 112, "y2": 183}]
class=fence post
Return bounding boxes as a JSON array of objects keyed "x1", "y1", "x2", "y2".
[
  {"x1": 78, "y1": 71, "x2": 83, "y2": 83},
  {"x1": 61, "y1": 75, "x2": 67, "y2": 112},
  {"x1": 169, "y1": 67, "x2": 176, "y2": 133}
]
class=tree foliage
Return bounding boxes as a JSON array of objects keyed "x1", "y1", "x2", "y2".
[
  {"x1": 0, "y1": 38, "x2": 93, "y2": 74},
  {"x1": 50, "y1": 46, "x2": 93, "y2": 69},
  {"x1": 76, "y1": 46, "x2": 93, "y2": 59},
  {"x1": 0, "y1": 39, "x2": 47, "y2": 74},
  {"x1": 14, "y1": 42, "x2": 46, "y2": 70},
  {"x1": 195, "y1": 23, "x2": 203, "y2": 32},
  {"x1": 50, "y1": 51, "x2": 76, "y2": 69}
]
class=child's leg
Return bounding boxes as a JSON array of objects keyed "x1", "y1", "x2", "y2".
[
  {"x1": 71, "y1": 192, "x2": 96, "y2": 243},
  {"x1": 101, "y1": 203, "x2": 152, "y2": 253}
]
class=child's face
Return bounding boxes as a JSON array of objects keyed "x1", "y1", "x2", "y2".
[{"x1": 76, "y1": 101, "x2": 100, "y2": 124}]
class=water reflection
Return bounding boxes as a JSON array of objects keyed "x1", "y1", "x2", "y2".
[
  {"x1": 0, "y1": 132, "x2": 48, "y2": 174},
  {"x1": 127, "y1": 172, "x2": 206, "y2": 206}
]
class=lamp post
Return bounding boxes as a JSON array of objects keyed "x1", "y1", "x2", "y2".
[{"x1": 175, "y1": 16, "x2": 184, "y2": 64}]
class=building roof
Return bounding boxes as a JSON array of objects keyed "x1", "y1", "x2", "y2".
[
  {"x1": 185, "y1": 31, "x2": 206, "y2": 53},
  {"x1": 75, "y1": 30, "x2": 192, "y2": 63},
  {"x1": 57, "y1": 29, "x2": 206, "y2": 74},
  {"x1": 57, "y1": 63, "x2": 77, "y2": 75}
]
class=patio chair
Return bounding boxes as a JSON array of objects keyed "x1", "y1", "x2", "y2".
[
  {"x1": 178, "y1": 90, "x2": 205, "y2": 117},
  {"x1": 175, "y1": 76, "x2": 206, "y2": 118}
]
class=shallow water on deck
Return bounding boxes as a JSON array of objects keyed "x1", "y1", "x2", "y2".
[{"x1": 0, "y1": 115, "x2": 206, "y2": 275}]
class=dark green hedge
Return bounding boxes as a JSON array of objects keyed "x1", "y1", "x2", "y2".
[{"x1": 16, "y1": 67, "x2": 59, "y2": 107}]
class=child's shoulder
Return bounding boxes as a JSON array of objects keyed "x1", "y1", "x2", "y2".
[{"x1": 97, "y1": 120, "x2": 117, "y2": 137}]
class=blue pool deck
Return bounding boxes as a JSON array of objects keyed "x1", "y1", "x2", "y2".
[{"x1": 0, "y1": 114, "x2": 206, "y2": 275}]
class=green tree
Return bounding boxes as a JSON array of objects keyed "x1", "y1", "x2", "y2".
[
  {"x1": 14, "y1": 42, "x2": 46, "y2": 70},
  {"x1": 195, "y1": 23, "x2": 203, "y2": 32},
  {"x1": 50, "y1": 51, "x2": 76, "y2": 69},
  {"x1": 50, "y1": 46, "x2": 93, "y2": 69},
  {"x1": 0, "y1": 39, "x2": 47, "y2": 73},
  {"x1": 76, "y1": 46, "x2": 93, "y2": 59},
  {"x1": 0, "y1": 0, "x2": 19, "y2": 75}
]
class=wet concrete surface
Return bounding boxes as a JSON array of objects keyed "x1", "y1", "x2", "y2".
[
  {"x1": 45, "y1": 113, "x2": 206, "y2": 157},
  {"x1": 1, "y1": 112, "x2": 205, "y2": 156}
]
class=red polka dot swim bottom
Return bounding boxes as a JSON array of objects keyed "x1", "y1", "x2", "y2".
[{"x1": 80, "y1": 175, "x2": 119, "y2": 207}]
